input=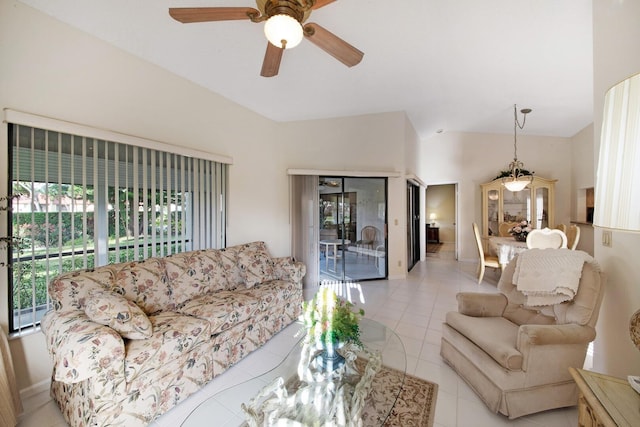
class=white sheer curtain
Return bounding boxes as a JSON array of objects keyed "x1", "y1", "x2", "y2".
[
  {"x1": 595, "y1": 71, "x2": 640, "y2": 231},
  {"x1": 290, "y1": 175, "x2": 319, "y2": 289},
  {"x1": 1, "y1": 328, "x2": 22, "y2": 426}
]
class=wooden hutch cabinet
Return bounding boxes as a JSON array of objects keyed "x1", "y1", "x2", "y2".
[{"x1": 480, "y1": 176, "x2": 557, "y2": 238}]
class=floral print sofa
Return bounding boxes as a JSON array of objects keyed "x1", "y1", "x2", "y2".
[{"x1": 41, "y1": 241, "x2": 305, "y2": 427}]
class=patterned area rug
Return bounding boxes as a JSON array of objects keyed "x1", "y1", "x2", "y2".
[
  {"x1": 360, "y1": 360, "x2": 438, "y2": 427},
  {"x1": 240, "y1": 359, "x2": 439, "y2": 427}
]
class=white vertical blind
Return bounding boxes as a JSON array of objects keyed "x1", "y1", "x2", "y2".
[
  {"x1": 8, "y1": 123, "x2": 228, "y2": 332},
  {"x1": 595, "y1": 72, "x2": 640, "y2": 231}
]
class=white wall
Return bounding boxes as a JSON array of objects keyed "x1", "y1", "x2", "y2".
[
  {"x1": 280, "y1": 112, "x2": 413, "y2": 278},
  {"x1": 0, "y1": 1, "x2": 420, "y2": 392},
  {"x1": 592, "y1": 0, "x2": 640, "y2": 377},
  {"x1": 420, "y1": 131, "x2": 572, "y2": 262},
  {"x1": 570, "y1": 124, "x2": 595, "y2": 255}
]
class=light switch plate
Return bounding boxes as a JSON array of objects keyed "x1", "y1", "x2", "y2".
[{"x1": 602, "y1": 230, "x2": 612, "y2": 247}]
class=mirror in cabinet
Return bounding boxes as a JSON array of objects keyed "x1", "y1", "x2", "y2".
[{"x1": 481, "y1": 176, "x2": 556, "y2": 238}]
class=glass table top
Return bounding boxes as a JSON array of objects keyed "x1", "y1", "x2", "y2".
[{"x1": 181, "y1": 318, "x2": 406, "y2": 427}]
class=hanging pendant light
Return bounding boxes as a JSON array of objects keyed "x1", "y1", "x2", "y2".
[{"x1": 502, "y1": 104, "x2": 534, "y2": 192}]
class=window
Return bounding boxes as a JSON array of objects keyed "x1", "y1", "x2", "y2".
[{"x1": 7, "y1": 123, "x2": 227, "y2": 332}]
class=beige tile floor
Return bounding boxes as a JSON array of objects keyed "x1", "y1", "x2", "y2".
[{"x1": 18, "y1": 246, "x2": 578, "y2": 427}]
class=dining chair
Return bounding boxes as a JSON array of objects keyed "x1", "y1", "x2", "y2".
[
  {"x1": 567, "y1": 224, "x2": 581, "y2": 250},
  {"x1": 356, "y1": 225, "x2": 377, "y2": 256},
  {"x1": 472, "y1": 222, "x2": 501, "y2": 283},
  {"x1": 526, "y1": 227, "x2": 568, "y2": 249},
  {"x1": 556, "y1": 223, "x2": 567, "y2": 234},
  {"x1": 498, "y1": 222, "x2": 520, "y2": 237}
]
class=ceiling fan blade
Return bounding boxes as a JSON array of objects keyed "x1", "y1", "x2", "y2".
[
  {"x1": 303, "y1": 23, "x2": 363, "y2": 67},
  {"x1": 312, "y1": 0, "x2": 336, "y2": 9},
  {"x1": 169, "y1": 7, "x2": 259, "y2": 23},
  {"x1": 261, "y1": 42, "x2": 284, "y2": 77}
]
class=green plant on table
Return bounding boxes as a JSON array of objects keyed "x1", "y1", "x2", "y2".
[{"x1": 301, "y1": 287, "x2": 365, "y2": 349}]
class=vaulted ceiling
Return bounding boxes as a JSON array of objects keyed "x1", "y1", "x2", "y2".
[{"x1": 19, "y1": 0, "x2": 593, "y2": 140}]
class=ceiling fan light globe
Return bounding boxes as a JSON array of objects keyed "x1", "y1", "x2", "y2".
[{"x1": 264, "y1": 14, "x2": 303, "y2": 49}]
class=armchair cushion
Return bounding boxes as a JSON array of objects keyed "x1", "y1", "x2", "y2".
[
  {"x1": 499, "y1": 260, "x2": 602, "y2": 326},
  {"x1": 517, "y1": 323, "x2": 596, "y2": 347},
  {"x1": 456, "y1": 292, "x2": 507, "y2": 317},
  {"x1": 445, "y1": 312, "x2": 522, "y2": 370},
  {"x1": 84, "y1": 289, "x2": 152, "y2": 339}
]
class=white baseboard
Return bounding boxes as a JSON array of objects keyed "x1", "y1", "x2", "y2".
[{"x1": 20, "y1": 378, "x2": 49, "y2": 400}]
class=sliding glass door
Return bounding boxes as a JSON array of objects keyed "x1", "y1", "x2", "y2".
[
  {"x1": 318, "y1": 177, "x2": 387, "y2": 282},
  {"x1": 407, "y1": 181, "x2": 421, "y2": 271}
]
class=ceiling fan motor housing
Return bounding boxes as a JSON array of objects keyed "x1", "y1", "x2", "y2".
[{"x1": 264, "y1": 0, "x2": 306, "y2": 22}]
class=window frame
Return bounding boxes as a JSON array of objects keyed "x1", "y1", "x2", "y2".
[{"x1": 4, "y1": 112, "x2": 230, "y2": 333}]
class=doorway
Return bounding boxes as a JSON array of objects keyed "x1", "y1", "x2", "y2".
[
  {"x1": 425, "y1": 184, "x2": 457, "y2": 259},
  {"x1": 318, "y1": 177, "x2": 387, "y2": 282}
]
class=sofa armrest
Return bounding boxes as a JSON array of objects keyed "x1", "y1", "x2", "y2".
[
  {"x1": 272, "y1": 256, "x2": 306, "y2": 284},
  {"x1": 41, "y1": 310, "x2": 125, "y2": 384},
  {"x1": 517, "y1": 323, "x2": 596, "y2": 347},
  {"x1": 456, "y1": 292, "x2": 507, "y2": 317}
]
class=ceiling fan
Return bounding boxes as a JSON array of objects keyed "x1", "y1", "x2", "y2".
[{"x1": 169, "y1": 0, "x2": 364, "y2": 77}]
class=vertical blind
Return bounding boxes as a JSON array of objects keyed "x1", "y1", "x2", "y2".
[{"x1": 8, "y1": 123, "x2": 228, "y2": 332}]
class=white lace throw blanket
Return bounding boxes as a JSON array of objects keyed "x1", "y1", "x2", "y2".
[{"x1": 513, "y1": 249, "x2": 594, "y2": 306}]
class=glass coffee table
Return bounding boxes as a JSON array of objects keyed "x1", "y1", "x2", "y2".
[{"x1": 181, "y1": 318, "x2": 406, "y2": 426}]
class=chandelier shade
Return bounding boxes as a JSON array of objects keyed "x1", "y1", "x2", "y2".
[
  {"x1": 264, "y1": 14, "x2": 303, "y2": 49},
  {"x1": 594, "y1": 71, "x2": 640, "y2": 231},
  {"x1": 502, "y1": 105, "x2": 533, "y2": 192},
  {"x1": 503, "y1": 178, "x2": 531, "y2": 192}
]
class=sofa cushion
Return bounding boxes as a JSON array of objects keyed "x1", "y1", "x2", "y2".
[
  {"x1": 235, "y1": 279, "x2": 298, "y2": 313},
  {"x1": 165, "y1": 250, "x2": 230, "y2": 305},
  {"x1": 218, "y1": 246, "x2": 244, "y2": 290},
  {"x1": 445, "y1": 312, "x2": 523, "y2": 371},
  {"x1": 123, "y1": 311, "x2": 211, "y2": 383},
  {"x1": 114, "y1": 258, "x2": 172, "y2": 314},
  {"x1": 48, "y1": 265, "x2": 118, "y2": 311},
  {"x1": 84, "y1": 289, "x2": 153, "y2": 339},
  {"x1": 237, "y1": 241, "x2": 276, "y2": 288},
  {"x1": 177, "y1": 291, "x2": 260, "y2": 334}
]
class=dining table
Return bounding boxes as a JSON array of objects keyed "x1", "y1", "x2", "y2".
[
  {"x1": 319, "y1": 239, "x2": 351, "y2": 272},
  {"x1": 488, "y1": 236, "x2": 528, "y2": 267}
]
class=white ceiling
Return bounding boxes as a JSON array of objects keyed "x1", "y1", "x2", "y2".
[{"x1": 19, "y1": 0, "x2": 594, "y2": 140}]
